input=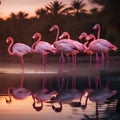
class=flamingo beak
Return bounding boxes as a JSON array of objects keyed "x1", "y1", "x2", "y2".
[
  {"x1": 78, "y1": 36, "x2": 83, "y2": 40},
  {"x1": 49, "y1": 27, "x2": 53, "y2": 33},
  {"x1": 32, "y1": 35, "x2": 35, "y2": 40},
  {"x1": 86, "y1": 36, "x2": 90, "y2": 41}
]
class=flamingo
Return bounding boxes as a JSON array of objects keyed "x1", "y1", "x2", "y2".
[
  {"x1": 49, "y1": 25, "x2": 84, "y2": 64},
  {"x1": 32, "y1": 73, "x2": 57, "y2": 103},
  {"x1": 5, "y1": 87, "x2": 31, "y2": 104},
  {"x1": 85, "y1": 34, "x2": 118, "y2": 64},
  {"x1": 6, "y1": 37, "x2": 32, "y2": 73},
  {"x1": 32, "y1": 88, "x2": 57, "y2": 103},
  {"x1": 59, "y1": 31, "x2": 84, "y2": 64},
  {"x1": 51, "y1": 89, "x2": 83, "y2": 112},
  {"x1": 81, "y1": 88, "x2": 117, "y2": 109},
  {"x1": 5, "y1": 74, "x2": 31, "y2": 104},
  {"x1": 80, "y1": 88, "x2": 117, "y2": 117},
  {"x1": 32, "y1": 32, "x2": 56, "y2": 69},
  {"x1": 93, "y1": 23, "x2": 105, "y2": 63},
  {"x1": 79, "y1": 32, "x2": 94, "y2": 65}
]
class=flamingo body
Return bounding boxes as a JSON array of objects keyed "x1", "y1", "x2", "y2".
[
  {"x1": 12, "y1": 88, "x2": 31, "y2": 99},
  {"x1": 12, "y1": 43, "x2": 31, "y2": 56},
  {"x1": 87, "y1": 39, "x2": 117, "y2": 53},
  {"x1": 32, "y1": 88, "x2": 56, "y2": 102},
  {"x1": 88, "y1": 88, "x2": 117, "y2": 103}
]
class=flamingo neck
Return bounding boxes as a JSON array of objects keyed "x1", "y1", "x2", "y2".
[
  {"x1": 84, "y1": 42, "x2": 89, "y2": 49},
  {"x1": 97, "y1": 24, "x2": 100, "y2": 39},
  {"x1": 7, "y1": 39, "x2": 14, "y2": 55},
  {"x1": 55, "y1": 26, "x2": 59, "y2": 42},
  {"x1": 32, "y1": 35, "x2": 41, "y2": 50},
  {"x1": 33, "y1": 99, "x2": 43, "y2": 111},
  {"x1": 66, "y1": 33, "x2": 70, "y2": 39},
  {"x1": 82, "y1": 95, "x2": 89, "y2": 109},
  {"x1": 52, "y1": 101, "x2": 62, "y2": 112},
  {"x1": 6, "y1": 87, "x2": 14, "y2": 103}
]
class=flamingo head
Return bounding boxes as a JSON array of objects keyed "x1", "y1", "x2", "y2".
[
  {"x1": 49, "y1": 25, "x2": 59, "y2": 32},
  {"x1": 86, "y1": 34, "x2": 96, "y2": 41},
  {"x1": 6, "y1": 37, "x2": 13, "y2": 43},
  {"x1": 32, "y1": 32, "x2": 41, "y2": 40},
  {"x1": 59, "y1": 32, "x2": 69, "y2": 39},
  {"x1": 52, "y1": 102, "x2": 62, "y2": 112},
  {"x1": 78, "y1": 32, "x2": 88, "y2": 40},
  {"x1": 93, "y1": 23, "x2": 100, "y2": 30}
]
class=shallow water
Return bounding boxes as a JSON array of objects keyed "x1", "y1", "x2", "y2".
[{"x1": 0, "y1": 56, "x2": 120, "y2": 120}]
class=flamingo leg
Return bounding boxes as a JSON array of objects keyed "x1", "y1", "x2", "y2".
[
  {"x1": 101, "y1": 52, "x2": 105, "y2": 64},
  {"x1": 106, "y1": 53, "x2": 109, "y2": 67},
  {"x1": 20, "y1": 73, "x2": 24, "y2": 88},
  {"x1": 42, "y1": 54, "x2": 46, "y2": 72},
  {"x1": 89, "y1": 54, "x2": 92, "y2": 67},
  {"x1": 96, "y1": 53, "x2": 99, "y2": 64},
  {"x1": 20, "y1": 56, "x2": 24, "y2": 74}
]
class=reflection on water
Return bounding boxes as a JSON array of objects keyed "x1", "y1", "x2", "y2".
[{"x1": 0, "y1": 56, "x2": 120, "y2": 120}]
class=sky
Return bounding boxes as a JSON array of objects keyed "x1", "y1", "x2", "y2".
[{"x1": 0, "y1": 0, "x2": 99, "y2": 19}]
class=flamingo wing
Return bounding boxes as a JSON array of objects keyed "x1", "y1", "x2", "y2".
[{"x1": 13, "y1": 43, "x2": 31, "y2": 55}]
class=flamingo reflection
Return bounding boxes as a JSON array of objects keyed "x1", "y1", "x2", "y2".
[
  {"x1": 5, "y1": 74, "x2": 31, "y2": 104},
  {"x1": 51, "y1": 89, "x2": 81, "y2": 112},
  {"x1": 32, "y1": 73, "x2": 56, "y2": 111}
]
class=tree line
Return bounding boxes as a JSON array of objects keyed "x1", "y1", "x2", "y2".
[{"x1": 0, "y1": 0, "x2": 120, "y2": 55}]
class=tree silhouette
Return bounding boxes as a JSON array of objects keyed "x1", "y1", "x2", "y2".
[
  {"x1": 45, "y1": 0, "x2": 67, "y2": 16},
  {"x1": 35, "y1": 8, "x2": 47, "y2": 18},
  {"x1": 17, "y1": 11, "x2": 28, "y2": 19},
  {"x1": 67, "y1": 0, "x2": 87, "y2": 18}
]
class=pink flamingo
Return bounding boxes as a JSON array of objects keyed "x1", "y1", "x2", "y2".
[
  {"x1": 32, "y1": 32, "x2": 56, "y2": 69},
  {"x1": 93, "y1": 24, "x2": 105, "y2": 63},
  {"x1": 49, "y1": 25, "x2": 84, "y2": 64},
  {"x1": 6, "y1": 37, "x2": 31, "y2": 73},
  {"x1": 79, "y1": 32, "x2": 94, "y2": 64},
  {"x1": 59, "y1": 31, "x2": 84, "y2": 64},
  {"x1": 85, "y1": 34, "x2": 118, "y2": 64}
]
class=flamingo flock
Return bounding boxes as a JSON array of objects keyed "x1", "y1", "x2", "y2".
[{"x1": 5, "y1": 23, "x2": 118, "y2": 74}]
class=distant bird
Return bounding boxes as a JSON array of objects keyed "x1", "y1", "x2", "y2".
[
  {"x1": 32, "y1": 32, "x2": 56, "y2": 68},
  {"x1": 59, "y1": 31, "x2": 84, "y2": 64},
  {"x1": 6, "y1": 37, "x2": 32, "y2": 73}
]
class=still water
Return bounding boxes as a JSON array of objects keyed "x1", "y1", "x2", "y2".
[{"x1": 0, "y1": 56, "x2": 120, "y2": 120}]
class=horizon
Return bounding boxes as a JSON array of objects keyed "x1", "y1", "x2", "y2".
[{"x1": 0, "y1": 0, "x2": 101, "y2": 20}]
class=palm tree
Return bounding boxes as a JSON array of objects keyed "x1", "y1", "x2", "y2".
[
  {"x1": 17, "y1": 11, "x2": 28, "y2": 19},
  {"x1": 68, "y1": 0, "x2": 87, "y2": 17},
  {"x1": 35, "y1": 8, "x2": 47, "y2": 18},
  {"x1": 45, "y1": 0, "x2": 67, "y2": 16}
]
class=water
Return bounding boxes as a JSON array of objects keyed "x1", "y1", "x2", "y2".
[{"x1": 0, "y1": 56, "x2": 120, "y2": 120}]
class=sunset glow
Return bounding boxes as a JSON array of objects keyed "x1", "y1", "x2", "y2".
[{"x1": 0, "y1": 0, "x2": 98, "y2": 19}]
